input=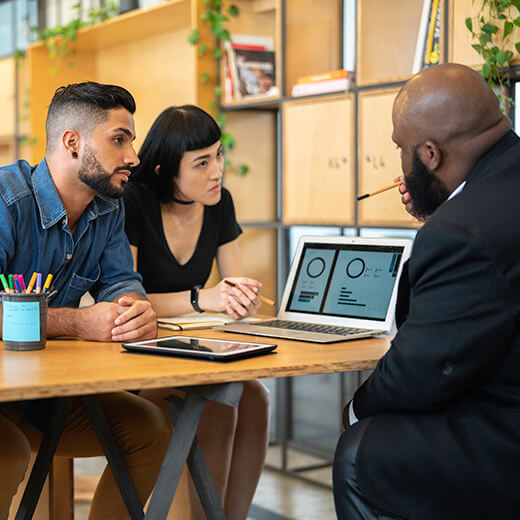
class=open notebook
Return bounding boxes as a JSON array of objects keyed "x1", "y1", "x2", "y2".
[{"x1": 158, "y1": 314, "x2": 259, "y2": 331}]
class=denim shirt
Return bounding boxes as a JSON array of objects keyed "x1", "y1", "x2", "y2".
[{"x1": 0, "y1": 158, "x2": 145, "y2": 307}]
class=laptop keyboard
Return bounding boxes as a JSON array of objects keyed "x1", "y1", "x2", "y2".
[{"x1": 254, "y1": 319, "x2": 368, "y2": 336}]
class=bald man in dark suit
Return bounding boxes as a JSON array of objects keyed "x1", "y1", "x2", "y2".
[{"x1": 333, "y1": 63, "x2": 520, "y2": 520}]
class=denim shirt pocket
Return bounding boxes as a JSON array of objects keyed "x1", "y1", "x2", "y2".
[{"x1": 62, "y1": 265, "x2": 101, "y2": 307}]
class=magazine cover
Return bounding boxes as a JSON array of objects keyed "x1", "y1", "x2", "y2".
[{"x1": 234, "y1": 48, "x2": 277, "y2": 98}]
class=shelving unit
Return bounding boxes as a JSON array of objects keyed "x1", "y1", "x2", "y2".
[{"x1": 5, "y1": 0, "x2": 508, "y2": 491}]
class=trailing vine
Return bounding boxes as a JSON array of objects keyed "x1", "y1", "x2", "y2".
[
  {"x1": 188, "y1": 0, "x2": 249, "y2": 175},
  {"x1": 31, "y1": 1, "x2": 119, "y2": 74},
  {"x1": 465, "y1": 0, "x2": 520, "y2": 110}
]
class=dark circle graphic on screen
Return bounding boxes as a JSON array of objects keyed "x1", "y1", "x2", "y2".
[
  {"x1": 346, "y1": 258, "x2": 365, "y2": 278},
  {"x1": 306, "y1": 257, "x2": 326, "y2": 278}
]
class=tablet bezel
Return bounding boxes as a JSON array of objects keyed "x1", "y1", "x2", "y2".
[{"x1": 122, "y1": 335, "x2": 277, "y2": 361}]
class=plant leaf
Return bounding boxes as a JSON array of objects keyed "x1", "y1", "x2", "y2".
[
  {"x1": 228, "y1": 5, "x2": 239, "y2": 17},
  {"x1": 200, "y1": 72, "x2": 210, "y2": 83},
  {"x1": 481, "y1": 23, "x2": 499, "y2": 34},
  {"x1": 504, "y1": 21, "x2": 514, "y2": 39},
  {"x1": 482, "y1": 62, "x2": 491, "y2": 78},
  {"x1": 465, "y1": 17, "x2": 473, "y2": 32},
  {"x1": 188, "y1": 29, "x2": 200, "y2": 45},
  {"x1": 496, "y1": 50, "x2": 506, "y2": 65},
  {"x1": 239, "y1": 164, "x2": 249, "y2": 176},
  {"x1": 213, "y1": 47, "x2": 222, "y2": 59}
]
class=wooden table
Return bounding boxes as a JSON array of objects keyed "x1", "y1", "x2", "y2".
[{"x1": 2, "y1": 330, "x2": 391, "y2": 519}]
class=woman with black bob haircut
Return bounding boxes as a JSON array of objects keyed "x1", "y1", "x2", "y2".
[{"x1": 124, "y1": 105, "x2": 269, "y2": 520}]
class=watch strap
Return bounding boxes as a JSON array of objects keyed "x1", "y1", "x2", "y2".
[{"x1": 190, "y1": 285, "x2": 204, "y2": 313}]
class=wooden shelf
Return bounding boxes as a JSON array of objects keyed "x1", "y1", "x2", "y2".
[
  {"x1": 356, "y1": 0, "x2": 445, "y2": 86},
  {"x1": 30, "y1": 0, "x2": 191, "y2": 54},
  {"x1": 285, "y1": 0, "x2": 341, "y2": 96}
]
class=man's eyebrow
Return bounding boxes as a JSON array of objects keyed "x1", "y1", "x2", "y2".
[{"x1": 113, "y1": 127, "x2": 135, "y2": 140}]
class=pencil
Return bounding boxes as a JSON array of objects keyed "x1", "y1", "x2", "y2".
[
  {"x1": 224, "y1": 279, "x2": 275, "y2": 306},
  {"x1": 357, "y1": 181, "x2": 403, "y2": 201}
]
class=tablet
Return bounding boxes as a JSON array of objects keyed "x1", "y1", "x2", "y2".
[{"x1": 122, "y1": 335, "x2": 277, "y2": 361}]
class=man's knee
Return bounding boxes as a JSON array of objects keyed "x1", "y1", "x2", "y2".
[
  {"x1": 98, "y1": 392, "x2": 172, "y2": 453},
  {"x1": 0, "y1": 418, "x2": 31, "y2": 504}
]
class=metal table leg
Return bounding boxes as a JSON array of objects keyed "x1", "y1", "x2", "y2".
[
  {"x1": 145, "y1": 382, "x2": 243, "y2": 520},
  {"x1": 15, "y1": 397, "x2": 72, "y2": 520}
]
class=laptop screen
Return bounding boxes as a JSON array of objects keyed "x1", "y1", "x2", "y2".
[{"x1": 285, "y1": 243, "x2": 404, "y2": 322}]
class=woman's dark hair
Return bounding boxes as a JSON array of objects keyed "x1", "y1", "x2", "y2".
[{"x1": 130, "y1": 105, "x2": 221, "y2": 203}]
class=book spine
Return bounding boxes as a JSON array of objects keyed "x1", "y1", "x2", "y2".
[
  {"x1": 413, "y1": 0, "x2": 432, "y2": 74},
  {"x1": 296, "y1": 69, "x2": 350, "y2": 84},
  {"x1": 425, "y1": 0, "x2": 441, "y2": 66},
  {"x1": 291, "y1": 78, "x2": 350, "y2": 97},
  {"x1": 231, "y1": 43, "x2": 267, "y2": 51}
]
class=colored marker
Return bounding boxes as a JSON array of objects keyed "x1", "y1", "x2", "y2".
[
  {"x1": 42, "y1": 273, "x2": 53, "y2": 293},
  {"x1": 0, "y1": 274, "x2": 9, "y2": 293},
  {"x1": 26, "y1": 272, "x2": 38, "y2": 293},
  {"x1": 8, "y1": 274, "x2": 14, "y2": 292},
  {"x1": 14, "y1": 278, "x2": 23, "y2": 293},
  {"x1": 18, "y1": 275, "x2": 26, "y2": 292},
  {"x1": 35, "y1": 273, "x2": 42, "y2": 294}
]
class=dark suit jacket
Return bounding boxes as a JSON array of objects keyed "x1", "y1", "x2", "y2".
[{"x1": 352, "y1": 130, "x2": 520, "y2": 519}]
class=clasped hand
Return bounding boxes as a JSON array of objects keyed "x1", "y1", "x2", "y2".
[{"x1": 78, "y1": 296, "x2": 157, "y2": 342}]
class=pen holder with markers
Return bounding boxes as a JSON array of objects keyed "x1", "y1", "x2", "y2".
[{"x1": 1, "y1": 292, "x2": 48, "y2": 351}]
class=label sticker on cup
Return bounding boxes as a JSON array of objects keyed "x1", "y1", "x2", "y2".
[{"x1": 3, "y1": 301, "x2": 40, "y2": 342}]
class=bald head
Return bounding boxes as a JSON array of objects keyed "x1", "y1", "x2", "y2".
[{"x1": 394, "y1": 63, "x2": 507, "y2": 146}]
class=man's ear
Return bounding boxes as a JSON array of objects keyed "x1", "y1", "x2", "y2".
[
  {"x1": 154, "y1": 164, "x2": 161, "y2": 175},
  {"x1": 62, "y1": 130, "x2": 81, "y2": 158},
  {"x1": 417, "y1": 140, "x2": 441, "y2": 171}
]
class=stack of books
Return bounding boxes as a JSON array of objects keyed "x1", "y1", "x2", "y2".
[
  {"x1": 291, "y1": 69, "x2": 352, "y2": 97},
  {"x1": 224, "y1": 35, "x2": 279, "y2": 102}
]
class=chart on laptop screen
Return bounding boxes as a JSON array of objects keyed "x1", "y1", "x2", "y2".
[{"x1": 286, "y1": 244, "x2": 403, "y2": 321}]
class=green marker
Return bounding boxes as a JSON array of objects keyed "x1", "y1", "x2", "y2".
[
  {"x1": 0, "y1": 274, "x2": 9, "y2": 292},
  {"x1": 8, "y1": 274, "x2": 14, "y2": 292}
]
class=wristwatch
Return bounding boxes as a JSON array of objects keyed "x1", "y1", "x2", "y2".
[{"x1": 190, "y1": 285, "x2": 204, "y2": 313}]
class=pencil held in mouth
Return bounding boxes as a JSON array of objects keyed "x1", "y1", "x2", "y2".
[
  {"x1": 357, "y1": 180, "x2": 403, "y2": 201},
  {"x1": 224, "y1": 279, "x2": 275, "y2": 306}
]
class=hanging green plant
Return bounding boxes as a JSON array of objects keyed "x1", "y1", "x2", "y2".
[
  {"x1": 188, "y1": 0, "x2": 249, "y2": 176},
  {"x1": 465, "y1": 0, "x2": 520, "y2": 111},
  {"x1": 31, "y1": 1, "x2": 118, "y2": 74}
]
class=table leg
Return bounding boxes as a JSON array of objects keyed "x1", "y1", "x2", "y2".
[
  {"x1": 82, "y1": 395, "x2": 145, "y2": 520},
  {"x1": 145, "y1": 382, "x2": 243, "y2": 520},
  {"x1": 15, "y1": 397, "x2": 72, "y2": 520}
]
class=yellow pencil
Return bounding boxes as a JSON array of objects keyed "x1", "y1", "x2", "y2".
[
  {"x1": 224, "y1": 279, "x2": 275, "y2": 306},
  {"x1": 357, "y1": 181, "x2": 403, "y2": 201}
]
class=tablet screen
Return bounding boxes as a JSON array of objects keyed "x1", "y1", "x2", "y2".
[{"x1": 122, "y1": 335, "x2": 277, "y2": 360}]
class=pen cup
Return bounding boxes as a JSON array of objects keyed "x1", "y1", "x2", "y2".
[{"x1": 1, "y1": 292, "x2": 48, "y2": 351}]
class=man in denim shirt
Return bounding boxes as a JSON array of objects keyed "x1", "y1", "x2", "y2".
[{"x1": 0, "y1": 82, "x2": 171, "y2": 519}]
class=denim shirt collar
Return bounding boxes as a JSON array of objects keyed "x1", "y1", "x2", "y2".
[{"x1": 32, "y1": 158, "x2": 120, "y2": 230}]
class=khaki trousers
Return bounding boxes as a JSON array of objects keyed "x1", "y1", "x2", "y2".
[{"x1": 0, "y1": 392, "x2": 171, "y2": 520}]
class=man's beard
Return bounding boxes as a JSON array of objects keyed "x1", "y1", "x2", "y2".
[
  {"x1": 78, "y1": 145, "x2": 127, "y2": 199},
  {"x1": 405, "y1": 147, "x2": 450, "y2": 221}
]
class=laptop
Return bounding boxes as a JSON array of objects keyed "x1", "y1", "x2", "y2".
[{"x1": 217, "y1": 236, "x2": 413, "y2": 343}]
